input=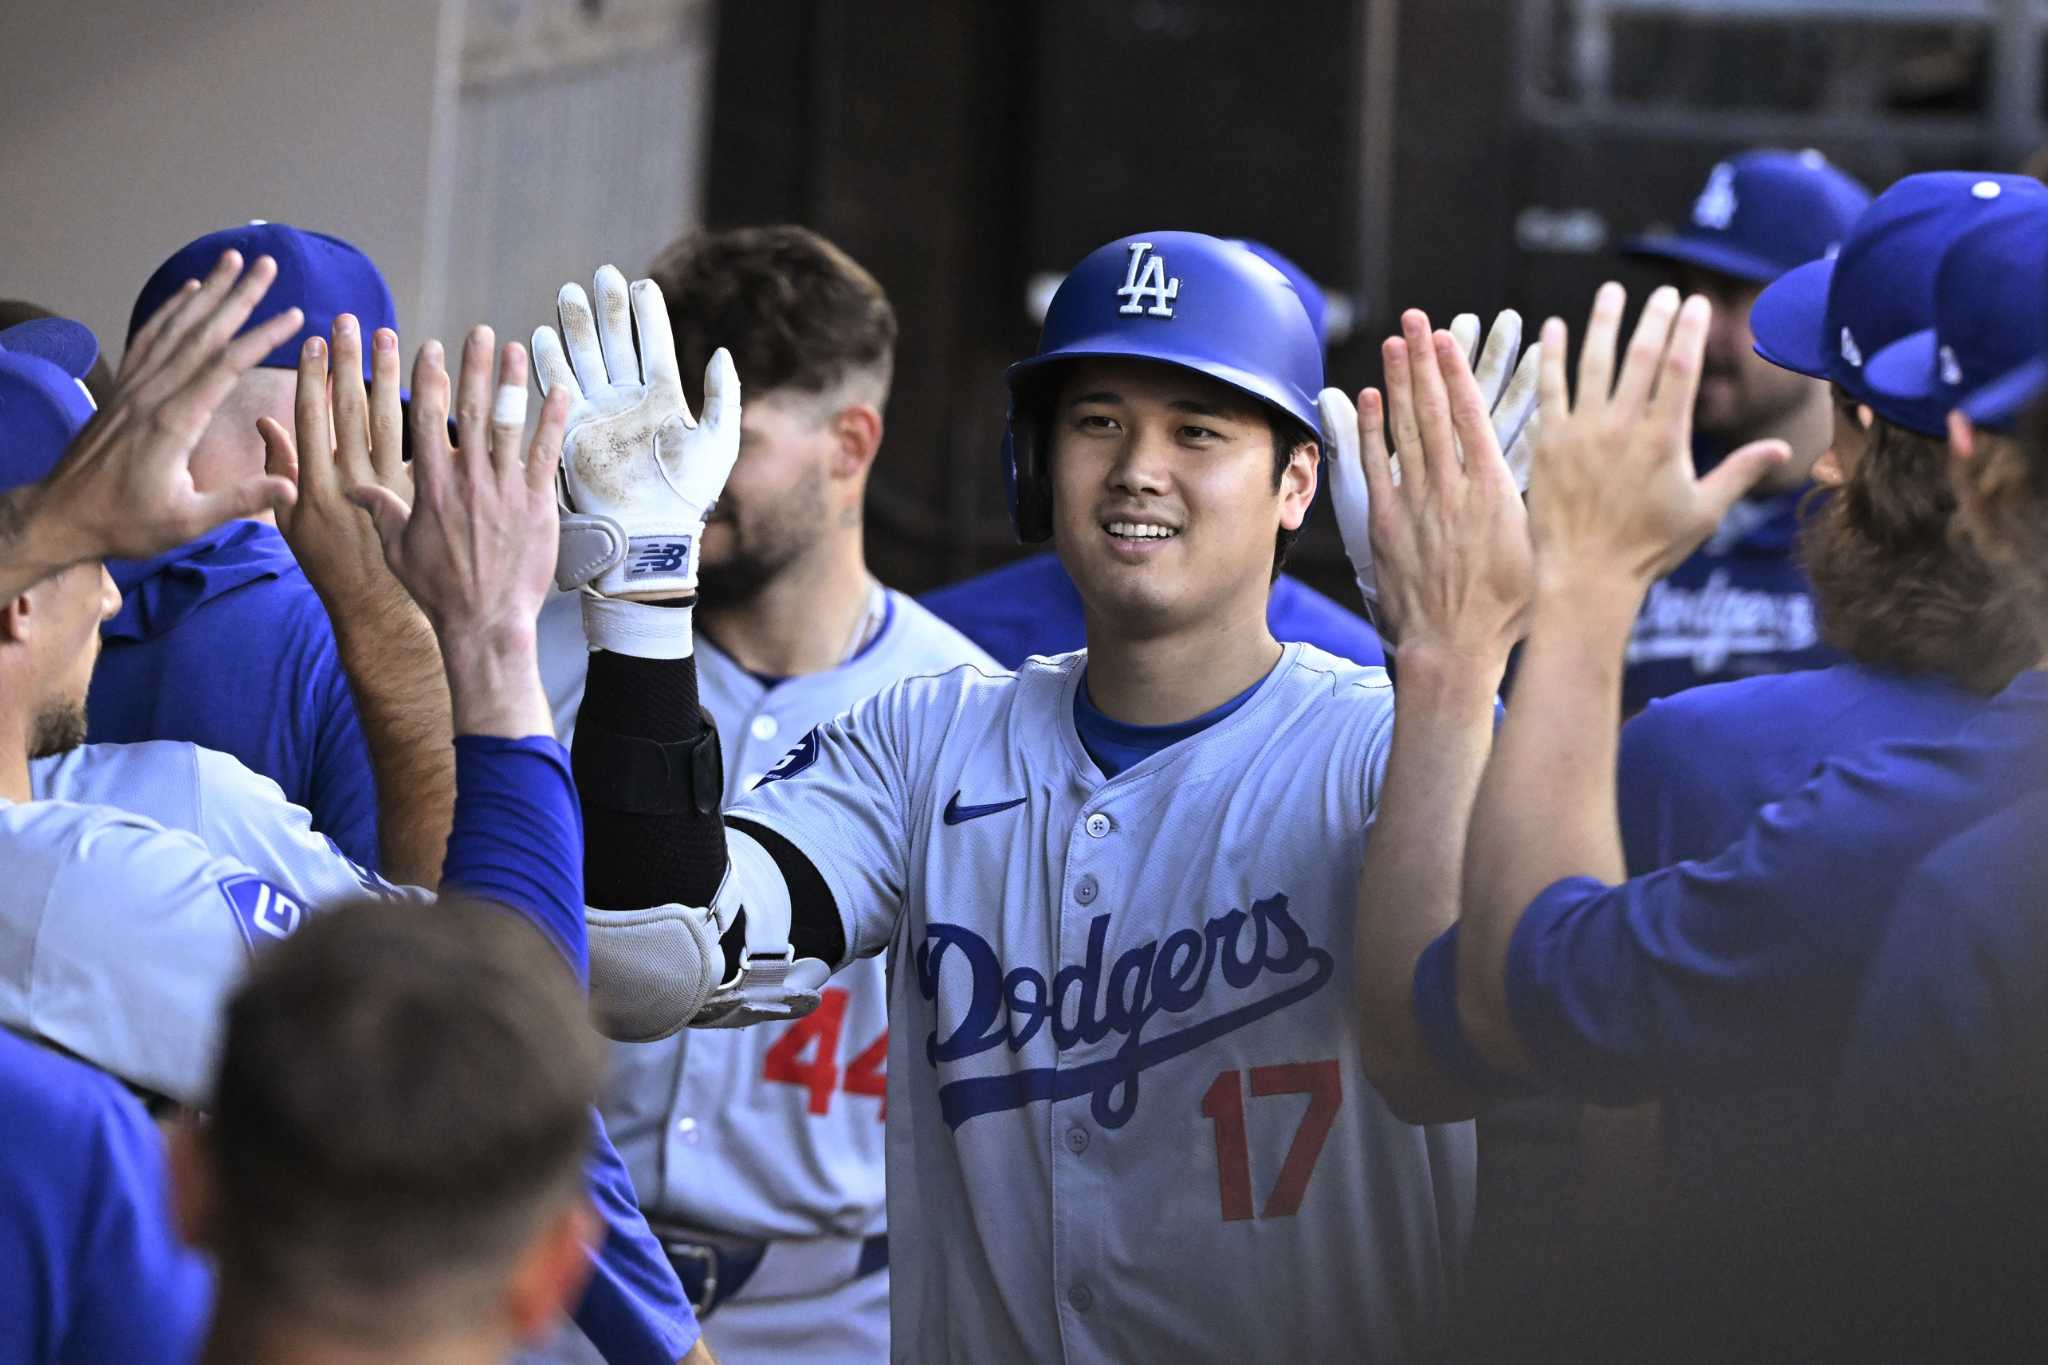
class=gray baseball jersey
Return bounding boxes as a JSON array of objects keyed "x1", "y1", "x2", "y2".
[
  {"x1": 728, "y1": 642, "x2": 1475, "y2": 1363},
  {"x1": 6, "y1": 742, "x2": 417, "y2": 1101}
]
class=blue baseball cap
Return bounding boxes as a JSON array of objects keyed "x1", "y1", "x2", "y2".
[
  {"x1": 1622, "y1": 149, "x2": 1872, "y2": 284},
  {"x1": 1863, "y1": 196, "x2": 2048, "y2": 435},
  {"x1": 127, "y1": 221, "x2": 397, "y2": 377},
  {"x1": 1959, "y1": 350, "x2": 2048, "y2": 428},
  {"x1": 1750, "y1": 173, "x2": 2048, "y2": 430},
  {"x1": 0, "y1": 318, "x2": 99, "y2": 495}
]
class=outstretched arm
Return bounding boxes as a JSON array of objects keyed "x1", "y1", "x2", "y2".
[
  {"x1": 1337, "y1": 310, "x2": 1533, "y2": 1121},
  {"x1": 537, "y1": 267, "x2": 842, "y2": 1039},
  {"x1": 1457, "y1": 285, "x2": 1788, "y2": 1075}
]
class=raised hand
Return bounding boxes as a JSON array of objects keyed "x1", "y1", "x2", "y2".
[
  {"x1": 257, "y1": 314, "x2": 413, "y2": 604},
  {"x1": 348, "y1": 327, "x2": 567, "y2": 644},
  {"x1": 34, "y1": 250, "x2": 303, "y2": 563},
  {"x1": 1320, "y1": 310, "x2": 1538, "y2": 622},
  {"x1": 533, "y1": 265, "x2": 740, "y2": 602},
  {"x1": 1529, "y1": 284, "x2": 1788, "y2": 589},
  {"x1": 1346, "y1": 309, "x2": 1532, "y2": 664}
]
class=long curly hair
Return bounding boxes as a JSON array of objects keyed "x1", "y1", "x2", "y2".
[{"x1": 1798, "y1": 416, "x2": 2044, "y2": 695}]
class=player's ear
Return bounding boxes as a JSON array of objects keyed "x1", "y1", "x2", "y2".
[
  {"x1": 504, "y1": 1195, "x2": 600, "y2": 1343},
  {"x1": 829, "y1": 401, "x2": 883, "y2": 482},
  {"x1": 165, "y1": 1117, "x2": 219, "y2": 1251},
  {"x1": 1279, "y1": 439, "x2": 1318, "y2": 532}
]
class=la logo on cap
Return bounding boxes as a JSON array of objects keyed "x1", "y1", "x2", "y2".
[
  {"x1": 1840, "y1": 326, "x2": 1863, "y2": 367},
  {"x1": 1693, "y1": 162, "x2": 1738, "y2": 230},
  {"x1": 1117, "y1": 242, "x2": 1180, "y2": 318}
]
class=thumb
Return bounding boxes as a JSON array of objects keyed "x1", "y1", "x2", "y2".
[
  {"x1": 1696, "y1": 438, "x2": 1790, "y2": 525},
  {"x1": 256, "y1": 416, "x2": 299, "y2": 487},
  {"x1": 205, "y1": 475, "x2": 299, "y2": 526},
  {"x1": 345, "y1": 484, "x2": 413, "y2": 565},
  {"x1": 701, "y1": 347, "x2": 740, "y2": 434}
]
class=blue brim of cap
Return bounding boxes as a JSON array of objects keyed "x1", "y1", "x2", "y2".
[
  {"x1": 1961, "y1": 355, "x2": 2048, "y2": 429},
  {"x1": 0, "y1": 317, "x2": 98, "y2": 379},
  {"x1": 1621, "y1": 233, "x2": 1786, "y2": 286},
  {"x1": 1748, "y1": 258, "x2": 1835, "y2": 378},
  {"x1": 1863, "y1": 329, "x2": 1938, "y2": 403}
]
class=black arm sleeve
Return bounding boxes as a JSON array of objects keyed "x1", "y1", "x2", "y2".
[{"x1": 574, "y1": 648, "x2": 846, "y2": 968}]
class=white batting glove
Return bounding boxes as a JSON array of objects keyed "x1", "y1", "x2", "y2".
[
  {"x1": 534, "y1": 266, "x2": 740, "y2": 606},
  {"x1": 1318, "y1": 309, "x2": 1541, "y2": 611}
]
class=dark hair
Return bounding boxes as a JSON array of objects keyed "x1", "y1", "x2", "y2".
[
  {"x1": 1799, "y1": 416, "x2": 2044, "y2": 694},
  {"x1": 1268, "y1": 410, "x2": 1318, "y2": 581},
  {"x1": 647, "y1": 225, "x2": 896, "y2": 410},
  {"x1": 208, "y1": 899, "x2": 600, "y2": 1342},
  {"x1": 1977, "y1": 393, "x2": 2048, "y2": 620}
]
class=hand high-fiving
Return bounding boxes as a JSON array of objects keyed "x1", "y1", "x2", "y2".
[
  {"x1": 533, "y1": 265, "x2": 740, "y2": 602},
  {"x1": 1529, "y1": 284, "x2": 1788, "y2": 588}
]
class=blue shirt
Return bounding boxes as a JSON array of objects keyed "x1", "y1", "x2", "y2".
[
  {"x1": 443, "y1": 738, "x2": 701, "y2": 1364},
  {"x1": 1621, "y1": 490, "x2": 1837, "y2": 713},
  {"x1": 91, "y1": 523, "x2": 378, "y2": 869},
  {"x1": 1841, "y1": 791, "x2": 2048, "y2": 1130},
  {"x1": 921, "y1": 551, "x2": 1386, "y2": 669},
  {"x1": 0, "y1": 1030, "x2": 212, "y2": 1365},
  {"x1": 1415, "y1": 668, "x2": 2048, "y2": 1126},
  {"x1": 1617, "y1": 661, "x2": 1995, "y2": 871}
]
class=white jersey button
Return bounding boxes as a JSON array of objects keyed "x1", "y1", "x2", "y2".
[
  {"x1": 1065, "y1": 1125, "x2": 1090, "y2": 1153},
  {"x1": 750, "y1": 715, "x2": 779, "y2": 741},
  {"x1": 1069, "y1": 1284, "x2": 1094, "y2": 1312},
  {"x1": 1075, "y1": 875, "x2": 1099, "y2": 906},
  {"x1": 677, "y1": 1116, "x2": 700, "y2": 1143},
  {"x1": 1084, "y1": 812, "x2": 1111, "y2": 838}
]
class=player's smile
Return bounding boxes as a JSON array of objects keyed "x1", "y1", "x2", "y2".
[{"x1": 1099, "y1": 511, "x2": 1183, "y2": 561}]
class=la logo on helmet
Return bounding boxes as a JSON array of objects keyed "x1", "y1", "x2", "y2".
[
  {"x1": 1693, "y1": 162, "x2": 1738, "y2": 230},
  {"x1": 1117, "y1": 241, "x2": 1181, "y2": 318}
]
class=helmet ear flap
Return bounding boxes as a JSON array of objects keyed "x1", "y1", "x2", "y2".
[{"x1": 1005, "y1": 399, "x2": 1054, "y2": 544}]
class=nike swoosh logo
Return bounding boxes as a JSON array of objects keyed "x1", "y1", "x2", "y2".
[{"x1": 943, "y1": 791, "x2": 1027, "y2": 826}]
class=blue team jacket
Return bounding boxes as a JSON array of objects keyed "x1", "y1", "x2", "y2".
[{"x1": 90, "y1": 522, "x2": 379, "y2": 869}]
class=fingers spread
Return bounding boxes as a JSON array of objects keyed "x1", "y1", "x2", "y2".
[
  {"x1": 330, "y1": 315, "x2": 373, "y2": 484},
  {"x1": 454, "y1": 325, "x2": 495, "y2": 466},
  {"x1": 293, "y1": 335, "x2": 336, "y2": 495},
  {"x1": 1383, "y1": 332, "x2": 1425, "y2": 500},
  {"x1": 632, "y1": 279, "x2": 682, "y2": 394},
  {"x1": 1645, "y1": 293, "x2": 1711, "y2": 437},
  {"x1": 124, "y1": 276, "x2": 204, "y2": 375},
  {"x1": 369, "y1": 328, "x2": 405, "y2": 482},
  {"x1": 1575, "y1": 282, "x2": 1627, "y2": 406},
  {"x1": 526, "y1": 386, "x2": 571, "y2": 496},
  {"x1": 592, "y1": 265, "x2": 639, "y2": 387},
  {"x1": 557, "y1": 282, "x2": 607, "y2": 397},
  {"x1": 1406, "y1": 315, "x2": 1463, "y2": 492},
  {"x1": 1472, "y1": 310, "x2": 1523, "y2": 410},
  {"x1": 1438, "y1": 329, "x2": 1508, "y2": 491},
  {"x1": 491, "y1": 343, "x2": 531, "y2": 472},
  {"x1": 530, "y1": 325, "x2": 579, "y2": 401},
  {"x1": 1493, "y1": 341, "x2": 1542, "y2": 455},
  {"x1": 1449, "y1": 313, "x2": 1482, "y2": 368},
  {"x1": 1357, "y1": 387, "x2": 1398, "y2": 511},
  {"x1": 1536, "y1": 316, "x2": 1571, "y2": 428},
  {"x1": 699, "y1": 347, "x2": 739, "y2": 435},
  {"x1": 408, "y1": 339, "x2": 452, "y2": 490},
  {"x1": 1613, "y1": 285, "x2": 1682, "y2": 415}
]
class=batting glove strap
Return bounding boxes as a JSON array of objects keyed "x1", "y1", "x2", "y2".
[
  {"x1": 556, "y1": 511, "x2": 628, "y2": 593},
  {"x1": 587, "y1": 900, "x2": 726, "y2": 1043},
  {"x1": 582, "y1": 592, "x2": 694, "y2": 660}
]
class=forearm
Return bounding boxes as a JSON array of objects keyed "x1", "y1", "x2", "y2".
[
  {"x1": 330, "y1": 590, "x2": 458, "y2": 888},
  {"x1": 1459, "y1": 574, "x2": 1642, "y2": 1066},
  {"x1": 442, "y1": 735, "x2": 588, "y2": 981},
  {"x1": 1355, "y1": 647, "x2": 1500, "y2": 1120}
]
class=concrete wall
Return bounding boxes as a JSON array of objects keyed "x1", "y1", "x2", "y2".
[{"x1": 0, "y1": 0, "x2": 454, "y2": 361}]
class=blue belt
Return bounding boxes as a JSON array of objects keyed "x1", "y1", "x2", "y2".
[{"x1": 663, "y1": 1233, "x2": 889, "y2": 1317}]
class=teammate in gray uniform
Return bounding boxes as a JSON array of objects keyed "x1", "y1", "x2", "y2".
[
  {"x1": 538, "y1": 230, "x2": 990, "y2": 1364},
  {"x1": 541, "y1": 235, "x2": 1547, "y2": 1362}
]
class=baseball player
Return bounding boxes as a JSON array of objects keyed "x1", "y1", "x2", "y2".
[
  {"x1": 86, "y1": 223, "x2": 397, "y2": 873},
  {"x1": 537, "y1": 234, "x2": 1553, "y2": 1361},
  {"x1": 921, "y1": 240, "x2": 1386, "y2": 671},
  {"x1": 1347, "y1": 280, "x2": 2048, "y2": 1354},
  {"x1": 0, "y1": 269, "x2": 706, "y2": 1364},
  {"x1": 1616, "y1": 149, "x2": 1872, "y2": 710},
  {"x1": 535, "y1": 231, "x2": 993, "y2": 1365}
]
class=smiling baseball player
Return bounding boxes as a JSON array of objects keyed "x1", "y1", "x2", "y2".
[{"x1": 544, "y1": 233, "x2": 1548, "y2": 1361}]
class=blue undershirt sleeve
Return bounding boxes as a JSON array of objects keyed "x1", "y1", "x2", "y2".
[{"x1": 441, "y1": 736, "x2": 588, "y2": 985}]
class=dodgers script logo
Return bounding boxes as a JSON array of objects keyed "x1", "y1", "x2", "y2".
[
  {"x1": 915, "y1": 893, "x2": 1332, "y2": 1131},
  {"x1": 1117, "y1": 241, "x2": 1181, "y2": 317}
]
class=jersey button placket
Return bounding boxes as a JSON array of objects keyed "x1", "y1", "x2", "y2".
[
  {"x1": 749, "y1": 714, "x2": 779, "y2": 742},
  {"x1": 1075, "y1": 874, "x2": 1099, "y2": 907},
  {"x1": 1084, "y1": 811, "x2": 1111, "y2": 838},
  {"x1": 1065, "y1": 1124, "x2": 1089, "y2": 1153}
]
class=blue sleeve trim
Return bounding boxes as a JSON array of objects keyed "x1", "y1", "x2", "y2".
[
  {"x1": 1412, "y1": 925, "x2": 1543, "y2": 1099},
  {"x1": 571, "y1": 1113, "x2": 701, "y2": 1362},
  {"x1": 443, "y1": 735, "x2": 588, "y2": 984}
]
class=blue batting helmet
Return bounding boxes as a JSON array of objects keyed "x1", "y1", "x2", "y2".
[{"x1": 1002, "y1": 231, "x2": 1325, "y2": 543}]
